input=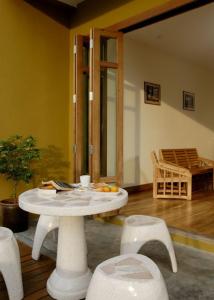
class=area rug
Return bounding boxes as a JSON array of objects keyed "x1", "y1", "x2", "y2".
[{"x1": 16, "y1": 218, "x2": 214, "y2": 300}]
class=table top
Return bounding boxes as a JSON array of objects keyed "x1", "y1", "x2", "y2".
[{"x1": 19, "y1": 188, "x2": 128, "y2": 217}]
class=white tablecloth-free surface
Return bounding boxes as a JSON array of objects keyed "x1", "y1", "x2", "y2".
[
  {"x1": 19, "y1": 188, "x2": 128, "y2": 300},
  {"x1": 19, "y1": 188, "x2": 128, "y2": 216}
]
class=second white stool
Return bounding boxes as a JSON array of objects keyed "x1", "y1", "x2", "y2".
[
  {"x1": 120, "y1": 215, "x2": 177, "y2": 273},
  {"x1": 86, "y1": 254, "x2": 169, "y2": 300},
  {"x1": 0, "y1": 227, "x2": 23, "y2": 300},
  {"x1": 32, "y1": 215, "x2": 59, "y2": 260}
]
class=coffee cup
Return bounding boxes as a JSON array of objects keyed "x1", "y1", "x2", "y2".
[{"x1": 80, "y1": 175, "x2": 91, "y2": 187}]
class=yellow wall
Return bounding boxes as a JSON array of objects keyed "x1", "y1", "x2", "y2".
[
  {"x1": 0, "y1": 0, "x2": 173, "y2": 199},
  {"x1": 0, "y1": 0, "x2": 70, "y2": 199}
]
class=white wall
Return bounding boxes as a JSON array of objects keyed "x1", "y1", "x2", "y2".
[{"x1": 123, "y1": 36, "x2": 214, "y2": 186}]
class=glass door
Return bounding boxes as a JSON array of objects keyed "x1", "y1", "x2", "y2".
[
  {"x1": 73, "y1": 35, "x2": 89, "y2": 182},
  {"x1": 74, "y1": 29, "x2": 123, "y2": 185},
  {"x1": 89, "y1": 29, "x2": 123, "y2": 184}
]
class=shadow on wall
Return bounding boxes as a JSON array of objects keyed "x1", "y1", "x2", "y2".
[
  {"x1": 123, "y1": 81, "x2": 141, "y2": 187},
  {"x1": 123, "y1": 157, "x2": 141, "y2": 187},
  {"x1": 125, "y1": 38, "x2": 214, "y2": 134},
  {"x1": 124, "y1": 37, "x2": 214, "y2": 186},
  {"x1": 33, "y1": 145, "x2": 70, "y2": 186},
  {"x1": 156, "y1": 60, "x2": 214, "y2": 134}
]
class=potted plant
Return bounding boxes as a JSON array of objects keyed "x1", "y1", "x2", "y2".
[{"x1": 0, "y1": 135, "x2": 40, "y2": 232}]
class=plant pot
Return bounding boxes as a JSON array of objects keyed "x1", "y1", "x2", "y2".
[{"x1": 0, "y1": 199, "x2": 28, "y2": 233}]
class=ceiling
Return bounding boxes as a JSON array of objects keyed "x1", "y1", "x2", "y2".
[
  {"x1": 57, "y1": 0, "x2": 85, "y2": 7},
  {"x1": 26, "y1": 0, "x2": 132, "y2": 28},
  {"x1": 25, "y1": 0, "x2": 86, "y2": 27},
  {"x1": 126, "y1": 3, "x2": 214, "y2": 70}
]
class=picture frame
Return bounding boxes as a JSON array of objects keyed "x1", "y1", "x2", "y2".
[
  {"x1": 183, "y1": 91, "x2": 195, "y2": 111},
  {"x1": 144, "y1": 81, "x2": 161, "y2": 105}
]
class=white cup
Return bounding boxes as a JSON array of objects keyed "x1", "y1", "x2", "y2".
[{"x1": 80, "y1": 175, "x2": 91, "y2": 187}]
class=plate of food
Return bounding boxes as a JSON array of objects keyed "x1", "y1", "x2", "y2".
[{"x1": 90, "y1": 183, "x2": 121, "y2": 195}]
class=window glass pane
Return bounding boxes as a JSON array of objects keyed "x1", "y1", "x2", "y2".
[
  {"x1": 82, "y1": 72, "x2": 89, "y2": 174},
  {"x1": 100, "y1": 68, "x2": 117, "y2": 177},
  {"x1": 100, "y1": 37, "x2": 117, "y2": 63},
  {"x1": 83, "y1": 41, "x2": 89, "y2": 67}
]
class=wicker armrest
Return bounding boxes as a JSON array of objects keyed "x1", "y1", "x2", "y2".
[
  {"x1": 159, "y1": 160, "x2": 191, "y2": 176},
  {"x1": 199, "y1": 157, "x2": 214, "y2": 166}
]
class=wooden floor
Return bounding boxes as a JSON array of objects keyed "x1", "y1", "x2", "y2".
[
  {"x1": 120, "y1": 190, "x2": 214, "y2": 239},
  {"x1": 1, "y1": 193, "x2": 213, "y2": 299},
  {"x1": 0, "y1": 242, "x2": 54, "y2": 300}
]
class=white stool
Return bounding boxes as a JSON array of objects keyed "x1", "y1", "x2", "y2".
[
  {"x1": 0, "y1": 227, "x2": 23, "y2": 300},
  {"x1": 120, "y1": 215, "x2": 177, "y2": 273},
  {"x1": 32, "y1": 215, "x2": 59, "y2": 260},
  {"x1": 86, "y1": 254, "x2": 169, "y2": 300}
]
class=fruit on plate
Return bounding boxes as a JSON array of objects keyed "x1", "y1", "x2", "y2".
[
  {"x1": 92, "y1": 182, "x2": 107, "y2": 189},
  {"x1": 95, "y1": 185, "x2": 119, "y2": 192},
  {"x1": 103, "y1": 186, "x2": 111, "y2": 192},
  {"x1": 110, "y1": 186, "x2": 119, "y2": 192}
]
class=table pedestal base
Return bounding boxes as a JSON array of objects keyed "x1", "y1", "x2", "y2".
[
  {"x1": 47, "y1": 268, "x2": 92, "y2": 300},
  {"x1": 47, "y1": 216, "x2": 92, "y2": 300}
]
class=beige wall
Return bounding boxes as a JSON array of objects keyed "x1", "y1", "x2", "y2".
[
  {"x1": 124, "y1": 36, "x2": 214, "y2": 186},
  {"x1": 0, "y1": 0, "x2": 70, "y2": 198}
]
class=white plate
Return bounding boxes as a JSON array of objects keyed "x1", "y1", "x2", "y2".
[
  {"x1": 70, "y1": 183, "x2": 81, "y2": 188},
  {"x1": 90, "y1": 189, "x2": 121, "y2": 196}
]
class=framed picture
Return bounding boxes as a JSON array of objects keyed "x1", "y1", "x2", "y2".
[
  {"x1": 183, "y1": 91, "x2": 195, "y2": 111},
  {"x1": 144, "y1": 81, "x2": 161, "y2": 105}
]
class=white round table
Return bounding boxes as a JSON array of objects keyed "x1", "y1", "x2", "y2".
[{"x1": 19, "y1": 188, "x2": 128, "y2": 300}]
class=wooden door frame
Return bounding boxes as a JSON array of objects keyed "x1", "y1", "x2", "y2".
[
  {"x1": 89, "y1": 28, "x2": 123, "y2": 184},
  {"x1": 73, "y1": 35, "x2": 89, "y2": 182},
  {"x1": 106, "y1": 0, "x2": 211, "y2": 32}
]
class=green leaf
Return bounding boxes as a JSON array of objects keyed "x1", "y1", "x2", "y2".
[{"x1": 0, "y1": 135, "x2": 41, "y2": 198}]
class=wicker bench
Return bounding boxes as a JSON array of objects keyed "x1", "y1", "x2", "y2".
[{"x1": 151, "y1": 149, "x2": 214, "y2": 200}]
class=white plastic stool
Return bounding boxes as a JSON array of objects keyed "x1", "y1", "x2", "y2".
[
  {"x1": 120, "y1": 215, "x2": 177, "y2": 273},
  {"x1": 0, "y1": 227, "x2": 23, "y2": 300},
  {"x1": 86, "y1": 254, "x2": 169, "y2": 300},
  {"x1": 32, "y1": 215, "x2": 59, "y2": 260}
]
